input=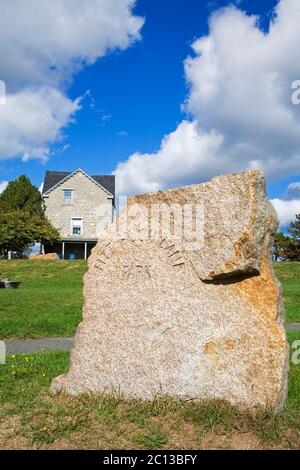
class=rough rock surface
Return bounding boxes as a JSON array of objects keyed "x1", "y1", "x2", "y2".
[
  {"x1": 29, "y1": 253, "x2": 59, "y2": 260},
  {"x1": 50, "y1": 170, "x2": 288, "y2": 410}
]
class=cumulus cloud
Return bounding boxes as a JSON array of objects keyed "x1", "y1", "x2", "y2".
[
  {"x1": 116, "y1": 120, "x2": 225, "y2": 194},
  {"x1": 0, "y1": 87, "x2": 81, "y2": 162},
  {"x1": 271, "y1": 181, "x2": 300, "y2": 228},
  {"x1": 0, "y1": 181, "x2": 8, "y2": 194},
  {"x1": 286, "y1": 182, "x2": 300, "y2": 199},
  {"x1": 115, "y1": 0, "x2": 300, "y2": 194},
  {"x1": 271, "y1": 198, "x2": 300, "y2": 228},
  {"x1": 0, "y1": 0, "x2": 143, "y2": 162},
  {"x1": 0, "y1": 0, "x2": 143, "y2": 90}
]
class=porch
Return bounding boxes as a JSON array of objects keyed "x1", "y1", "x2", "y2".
[{"x1": 45, "y1": 240, "x2": 97, "y2": 260}]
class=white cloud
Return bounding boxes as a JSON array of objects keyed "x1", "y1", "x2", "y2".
[
  {"x1": 0, "y1": 0, "x2": 143, "y2": 90},
  {"x1": 116, "y1": 131, "x2": 129, "y2": 137},
  {"x1": 0, "y1": 87, "x2": 81, "y2": 162},
  {"x1": 116, "y1": 120, "x2": 225, "y2": 194},
  {"x1": 115, "y1": 0, "x2": 300, "y2": 194},
  {"x1": 271, "y1": 198, "x2": 300, "y2": 228},
  {"x1": 286, "y1": 182, "x2": 300, "y2": 199},
  {"x1": 0, "y1": 0, "x2": 143, "y2": 162},
  {"x1": 271, "y1": 181, "x2": 300, "y2": 227},
  {"x1": 0, "y1": 181, "x2": 8, "y2": 194},
  {"x1": 62, "y1": 144, "x2": 71, "y2": 153},
  {"x1": 100, "y1": 113, "x2": 112, "y2": 122}
]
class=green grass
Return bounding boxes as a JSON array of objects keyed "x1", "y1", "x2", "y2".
[
  {"x1": 287, "y1": 331, "x2": 300, "y2": 409},
  {"x1": 274, "y1": 262, "x2": 300, "y2": 323},
  {"x1": 0, "y1": 259, "x2": 298, "y2": 449},
  {"x1": 0, "y1": 351, "x2": 69, "y2": 413},
  {"x1": 0, "y1": 260, "x2": 87, "y2": 339},
  {"x1": 0, "y1": 333, "x2": 299, "y2": 449},
  {"x1": 0, "y1": 260, "x2": 299, "y2": 340}
]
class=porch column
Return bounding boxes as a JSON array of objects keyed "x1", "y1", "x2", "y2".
[
  {"x1": 62, "y1": 242, "x2": 65, "y2": 260},
  {"x1": 84, "y1": 242, "x2": 88, "y2": 261}
]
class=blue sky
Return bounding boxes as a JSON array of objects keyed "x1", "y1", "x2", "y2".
[{"x1": 0, "y1": 0, "x2": 299, "y2": 226}]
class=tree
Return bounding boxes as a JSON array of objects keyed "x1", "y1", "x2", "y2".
[
  {"x1": 0, "y1": 211, "x2": 59, "y2": 256},
  {"x1": 273, "y1": 232, "x2": 290, "y2": 261},
  {"x1": 0, "y1": 175, "x2": 59, "y2": 256},
  {"x1": 0, "y1": 175, "x2": 43, "y2": 216},
  {"x1": 284, "y1": 214, "x2": 300, "y2": 261},
  {"x1": 273, "y1": 215, "x2": 300, "y2": 261}
]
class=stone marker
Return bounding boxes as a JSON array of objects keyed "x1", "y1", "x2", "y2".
[
  {"x1": 29, "y1": 253, "x2": 60, "y2": 260},
  {"x1": 50, "y1": 170, "x2": 288, "y2": 410}
]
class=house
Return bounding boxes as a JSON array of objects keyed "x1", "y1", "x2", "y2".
[{"x1": 42, "y1": 168, "x2": 115, "y2": 259}]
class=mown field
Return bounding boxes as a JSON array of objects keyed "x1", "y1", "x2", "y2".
[
  {"x1": 0, "y1": 331, "x2": 299, "y2": 450},
  {"x1": 0, "y1": 260, "x2": 299, "y2": 339},
  {"x1": 0, "y1": 260, "x2": 87, "y2": 339},
  {"x1": 274, "y1": 262, "x2": 300, "y2": 323},
  {"x1": 0, "y1": 260, "x2": 299, "y2": 449}
]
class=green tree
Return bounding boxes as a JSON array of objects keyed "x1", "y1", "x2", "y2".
[
  {"x1": 273, "y1": 232, "x2": 290, "y2": 261},
  {"x1": 284, "y1": 214, "x2": 300, "y2": 261},
  {"x1": 0, "y1": 175, "x2": 43, "y2": 216},
  {"x1": 0, "y1": 175, "x2": 59, "y2": 256},
  {"x1": 0, "y1": 211, "x2": 59, "y2": 256}
]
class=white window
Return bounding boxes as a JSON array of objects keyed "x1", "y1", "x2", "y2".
[
  {"x1": 71, "y1": 218, "x2": 83, "y2": 236},
  {"x1": 63, "y1": 190, "x2": 73, "y2": 205}
]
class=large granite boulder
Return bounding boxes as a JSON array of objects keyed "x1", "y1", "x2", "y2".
[{"x1": 50, "y1": 170, "x2": 288, "y2": 410}]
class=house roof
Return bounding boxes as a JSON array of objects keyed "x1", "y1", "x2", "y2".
[{"x1": 42, "y1": 169, "x2": 115, "y2": 197}]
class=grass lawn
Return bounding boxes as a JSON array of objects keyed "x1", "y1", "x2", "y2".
[
  {"x1": 0, "y1": 260, "x2": 87, "y2": 339},
  {"x1": 0, "y1": 332, "x2": 299, "y2": 450},
  {"x1": 0, "y1": 259, "x2": 299, "y2": 339},
  {"x1": 274, "y1": 262, "x2": 300, "y2": 323},
  {"x1": 0, "y1": 260, "x2": 299, "y2": 449}
]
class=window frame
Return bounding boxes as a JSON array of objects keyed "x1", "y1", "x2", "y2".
[
  {"x1": 70, "y1": 218, "x2": 83, "y2": 237},
  {"x1": 63, "y1": 189, "x2": 74, "y2": 206}
]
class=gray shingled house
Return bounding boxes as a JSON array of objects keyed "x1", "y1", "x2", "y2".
[{"x1": 42, "y1": 168, "x2": 115, "y2": 259}]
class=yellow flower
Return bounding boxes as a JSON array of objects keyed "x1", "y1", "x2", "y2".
[
  {"x1": 25, "y1": 357, "x2": 29, "y2": 362},
  {"x1": 11, "y1": 365, "x2": 15, "y2": 369},
  {"x1": 11, "y1": 355, "x2": 16, "y2": 359},
  {"x1": 42, "y1": 373, "x2": 46, "y2": 377}
]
